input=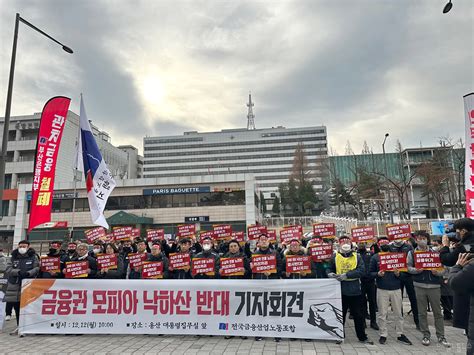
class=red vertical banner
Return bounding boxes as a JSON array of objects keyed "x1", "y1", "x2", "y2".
[
  {"x1": 28, "y1": 97, "x2": 71, "y2": 232},
  {"x1": 464, "y1": 93, "x2": 474, "y2": 218}
]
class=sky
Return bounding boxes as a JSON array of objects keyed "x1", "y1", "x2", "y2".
[{"x1": 0, "y1": 0, "x2": 473, "y2": 156}]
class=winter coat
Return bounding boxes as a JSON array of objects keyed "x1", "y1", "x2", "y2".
[
  {"x1": 220, "y1": 251, "x2": 250, "y2": 279},
  {"x1": 358, "y1": 249, "x2": 375, "y2": 282},
  {"x1": 282, "y1": 249, "x2": 310, "y2": 279},
  {"x1": 251, "y1": 248, "x2": 282, "y2": 280},
  {"x1": 97, "y1": 253, "x2": 126, "y2": 279},
  {"x1": 170, "y1": 251, "x2": 193, "y2": 280},
  {"x1": 4, "y1": 248, "x2": 39, "y2": 303},
  {"x1": 440, "y1": 232, "x2": 474, "y2": 330},
  {"x1": 449, "y1": 261, "x2": 474, "y2": 338},
  {"x1": 327, "y1": 252, "x2": 364, "y2": 296},
  {"x1": 69, "y1": 255, "x2": 98, "y2": 279},
  {"x1": 145, "y1": 253, "x2": 169, "y2": 279},
  {"x1": 192, "y1": 250, "x2": 220, "y2": 279},
  {"x1": 40, "y1": 250, "x2": 66, "y2": 278},
  {"x1": 369, "y1": 253, "x2": 401, "y2": 290}
]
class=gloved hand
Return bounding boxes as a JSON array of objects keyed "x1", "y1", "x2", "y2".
[
  {"x1": 327, "y1": 273, "x2": 337, "y2": 279},
  {"x1": 336, "y1": 273, "x2": 348, "y2": 281}
]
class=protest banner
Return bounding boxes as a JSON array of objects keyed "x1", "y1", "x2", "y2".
[
  {"x1": 247, "y1": 225, "x2": 267, "y2": 240},
  {"x1": 351, "y1": 226, "x2": 375, "y2": 243},
  {"x1": 169, "y1": 253, "x2": 191, "y2": 270},
  {"x1": 142, "y1": 262, "x2": 164, "y2": 279},
  {"x1": 379, "y1": 252, "x2": 407, "y2": 272},
  {"x1": 386, "y1": 224, "x2": 411, "y2": 241},
  {"x1": 312, "y1": 223, "x2": 336, "y2": 238},
  {"x1": 231, "y1": 231, "x2": 245, "y2": 244},
  {"x1": 220, "y1": 257, "x2": 245, "y2": 276},
  {"x1": 309, "y1": 244, "x2": 334, "y2": 262},
  {"x1": 199, "y1": 230, "x2": 216, "y2": 242},
  {"x1": 132, "y1": 228, "x2": 140, "y2": 240},
  {"x1": 414, "y1": 251, "x2": 443, "y2": 271},
  {"x1": 280, "y1": 228, "x2": 302, "y2": 244},
  {"x1": 285, "y1": 255, "x2": 311, "y2": 274},
  {"x1": 266, "y1": 229, "x2": 277, "y2": 243},
  {"x1": 96, "y1": 254, "x2": 118, "y2": 270},
  {"x1": 178, "y1": 224, "x2": 196, "y2": 238},
  {"x1": 40, "y1": 256, "x2": 61, "y2": 273},
  {"x1": 251, "y1": 254, "x2": 277, "y2": 274},
  {"x1": 147, "y1": 229, "x2": 165, "y2": 242},
  {"x1": 128, "y1": 253, "x2": 147, "y2": 268},
  {"x1": 192, "y1": 258, "x2": 215, "y2": 276},
  {"x1": 19, "y1": 279, "x2": 343, "y2": 340},
  {"x1": 64, "y1": 261, "x2": 89, "y2": 278},
  {"x1": 84, "y1": 227, "x2": 106, "y2": 244},
  {"x1": 213, "y1": 224, "x2": 232, "y2": 241},
  {"x1": 114, "y1": 227, "x2": 133, "y2": 241}
]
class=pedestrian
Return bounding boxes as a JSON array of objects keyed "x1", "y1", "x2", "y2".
[
  {"x1": 192, "y1": 237, "x2": 219, "y2": 279},
  {"x1": 145, "y1": 242, "x2": 169, "y2": 279},
  {"x1": 327, "y1": 235, "x2": 373, "y2": 345},
  {"x1": 407, "y1": 232, "x2": 450, "y2": 347},
  {"x1": 4, "y1": 240, "x2": 39, "y2": 334},
  {"x1": 169, "y1": 238, "x2": 193, "y2": 279},
  {"x1": 97, "y1": 243, "x2": 125, "y2": 279},
  {"x1": 357, "y1": 241, "x2": 379, "y2": 330},
  {"x1": 369, "y1": 237, "x2": 412, "y2": 346}
]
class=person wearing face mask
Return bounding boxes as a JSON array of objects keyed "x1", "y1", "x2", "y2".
[
  {"x1": 64, "y1": 242, "x2": 78, "y2": 262},
  {"x1": 144, "y1": 242, "x2": 169, "y2": 279},
  {"x1": 90, "y1": 241, "x2": 104, "y2": 258},
  {"x1": 4, "y1": 240, "x2": 39, "y2": 332},
  {"x1": 357, "y1": 242, "x2": 378, "y2": 331},
  {"x1": 390, "y1": 237, "x2": 419, "y2": 330},
  {"x1": 440, "y1": 218, "x2": 474, "y2": 332},
  {"x1": 369, "y1": 237, "x2": 412, "y2": 346},
  {"x1": 327, "y1": 236, "x2": 373, "y2": 345},
  {"x1": 128, "y1": 239, "x2": 148, "y2": 279},
  {"x1": 40, "y1": 241, "x2": 65, "y2": 279},
  {"x1": 192, "y1": 237, "x2": 220, "y2": 279},
  {"x1": 407, "y1": 232, "x2": 450, "y2": 348}
]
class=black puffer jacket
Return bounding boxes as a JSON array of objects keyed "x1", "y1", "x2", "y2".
[
  {"x1": 40, "y1": 249, "x2": 66, "y2": 278},
  {"x1": 449, "y1": 261, "x2": 474, "y2": 338},
  {"x1": 4, "y1": 248, "x2": 39, "y2": 303},
  {"x1": 145, "y1": 253, "x2": 169, "y2": 279}
]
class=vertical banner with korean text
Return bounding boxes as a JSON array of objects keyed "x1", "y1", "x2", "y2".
[
  {"x1": 28, "y1": 96, "x2": 71, "y2": 232},
  {"x1": 464, "y1": 92, "x2": 474, "y2": 218},
  {"x1": 19, "y1": 279, "x2": 342, "y2": 340}
]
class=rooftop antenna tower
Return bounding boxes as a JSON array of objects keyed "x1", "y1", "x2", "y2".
[{"x1": 246, "y1": 92, "x2": 255, "y2": 130}]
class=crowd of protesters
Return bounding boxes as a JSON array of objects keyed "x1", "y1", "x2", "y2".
[{"x1": 3, "y1": 218, "x2": 474, "y2": 351}]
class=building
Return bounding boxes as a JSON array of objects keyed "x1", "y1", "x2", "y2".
[
  {"x1": 118, "y1": 145, "x2": 144, "y2": 179},
  {"x1": 13, "y1": 174, "x2": 259, "y2": 245},
  {"x1": 0, "y1": 111, "x2": 134, "y2": 240},
  {"x1": 143, "y1": 126, "x2": 328, "y2": 210}
]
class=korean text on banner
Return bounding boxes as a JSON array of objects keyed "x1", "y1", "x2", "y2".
[
  {"x1": 286, "y1": 255, "x2": 311, "y2": 274},
  {"x1": 96, "y1": 254, "x2": 118, "y2": 270},
  {"x1": 247, "y1": 225, "x2": 267, "y2": 240},
  {"x1": 220, "y1": 257, "x2": 245, "y2": 276},
  {"x1": 309, "y1": 244, "x2": 333, "y2": 262},
  {"x1": 40, "y1": 256, "x2": 61, "y2": 273},
  {"x1": 386, "y1": 224, "x2": 411, "y2": 241},
  {"x1": 312, "y1": 223, "x2": 336, "y2": 238},
  {"x1": 464, "y1": 92, "x2": 474, "y2": 218},
  {"x1": 169, "y1": 253, "x2": 191, "y2": 270},
  {"x1": 414, "y1": 251, "x2": 443, "y2": 271},
  {"x1": 29, "y1": 97, "x2": 71, "y2": 231},
  {"x1": 379, "y1": 252, "x2": 407, "y2": 272},
  {"x1": 19, "y1": 279, "x2": 343, "y2": 340},
  {"x1": 251, "y1": 254, "x2": 277, "y2": 274},
  {"x1": 351, "y1": 226, "x2": 375, "y2": 243}
]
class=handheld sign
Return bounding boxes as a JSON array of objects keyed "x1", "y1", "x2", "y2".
[
  {"x1": 247, "y1": 225, "x2": 267, "y2": 240},
  {"x1": 313, "y1": 223, "x2": 336, "y2": 239},
  {"x1": 142, "y1": 261, "x2": 164, "y2": 279},
  {"x1": 192, "y1": 258, "x2": 215, "y2": 276},
  {"x1": 351, "y1": 226, "x2": 375, "y2": 243},
  {"x1": 128, "y1": 253, "x2": 147, "y2": 268},
  {"x1": 96, "y1": 253, "x2": 118, "y2": 270},
  {"x1": 309, "y1": 244, "x2": 333, "y2": 262},
  {"x1": 386, "y1": 224, "x2": 411, "y2": 241},
  {"x1": 40, "y1": 256, "x2": 61, "y2": 273},
  {"x1": 286, "y1": 255, "x2": 311, "y2": 274},
  {"x1": 169, "y1": 253, "x2": 191, "y2": 270},
  {"x1": 414, "y1": 251, "x2": 443, "y2": 271},
  {"x1": 84, "y1": 227, "x2": 106, "y2": 244},
  {"x1": 220, "y1": 257, "x2": 245, "y2": 276},
  {"x1": 251, "y1": 254, "x2": 277, "y2": 274},
  {"x1": 379, "y1": 252, "x2": 407, "y2": 272},
  {"x1": 65, "y1": 261, "x2": 89, "y2": 278}
]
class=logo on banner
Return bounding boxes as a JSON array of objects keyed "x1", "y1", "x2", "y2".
[{"x1": 307, "y1": 303, "x2": 344, "y2": 339}]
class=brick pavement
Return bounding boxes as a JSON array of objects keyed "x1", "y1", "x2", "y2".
[{"x1": 0, "y1": 308, "x2": 467, "y2": 354}]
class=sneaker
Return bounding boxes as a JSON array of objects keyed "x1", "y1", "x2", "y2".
[
  {"x1": 224, "y1": 336, "x2": 232, "y2": 339},
  {"x1": 9, "y1": 327, "x2": 18, "y2": 336},
  {"x1": 5, "y1": 315, "x2": 11, "y2": 321},
  {"x1": 304, "y1": 339, "x2": 312, "y2": 342},
  {"x1": 370, "y1": 322, "x2": 379, "y2": 331},
  {"x1": 379, "y1": 336, "x2": 387, "y2": 345},
  {"x1": 240, "y1": 336, "x2": 248, "y2": 339},
  {"x1": 274, "y1": 337, "x2": 281, "y2": 342},
  {"x1": 422, "y1": 337, "x2": 430, "y2": 346},
  {"x1": 359, "y1": 339, "x2": 374, "y2": 345},
  {"x1": 397, "y1": 334, "x2": 412, "y2": 345},
  {"x1": 438, "y1": 337, "x2": 451, "y2": 348},
  {"x1": 255, "y1": 336, "x2": 263, "y2": 341}
]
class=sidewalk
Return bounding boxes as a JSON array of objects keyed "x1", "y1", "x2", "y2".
[{"x1": 0, "y1": 311, "x2": 467, "y2": 354}]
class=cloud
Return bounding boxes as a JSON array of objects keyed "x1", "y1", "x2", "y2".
[{"x1": 0, "y1": 0, "x2": 472, "y2": 156}]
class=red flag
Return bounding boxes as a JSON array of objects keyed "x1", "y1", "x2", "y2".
[{"x1": 28, "y1": 97, "x2": 71, "y2": 232}]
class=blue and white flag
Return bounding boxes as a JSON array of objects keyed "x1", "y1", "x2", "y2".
[{"x1": 77, "y1": 95, "x2": 116, "y2": 228}]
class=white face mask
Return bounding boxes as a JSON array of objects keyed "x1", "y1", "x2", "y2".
[
  {"x1": 341, "y1": 244, "x2": 351, "y2": 252},
  {"x1": 18, "y1": 247, "x2": 27, "y2": 255},
  {"x1": 93, "y1": 248, "x2": 101, "y2": 254},
  {"x1": 202, "y1": 244, "x2": 212, "y2": 251}
]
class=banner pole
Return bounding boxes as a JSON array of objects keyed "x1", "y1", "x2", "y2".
[{"x1": 70, "y1": 122, "x2": 80, "y2": 242}]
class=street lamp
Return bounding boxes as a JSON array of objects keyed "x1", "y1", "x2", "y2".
[
  {"x1": 382, "y1": 133, "x2": 394, "y2": 223},
  {"x1": 443, "y1": 1, "x2": 453, "y2": 13},
  {"x1": 0, "y1": 13, "x2": 73, "y2": 217}
]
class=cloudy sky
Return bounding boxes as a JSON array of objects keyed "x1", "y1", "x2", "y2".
[{"x1": 1, "y1": 0, "x2": 472, "y2": 155}]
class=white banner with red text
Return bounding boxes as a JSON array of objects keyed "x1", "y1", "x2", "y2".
[{"x1": 19, "y1": 279, "x2": 343, "y2": 340}]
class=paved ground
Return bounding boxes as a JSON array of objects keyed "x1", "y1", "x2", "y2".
[{"x1": 0, "y1": 309, "x2": 467, "y2": 354}]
